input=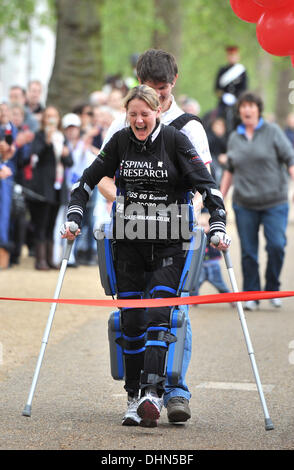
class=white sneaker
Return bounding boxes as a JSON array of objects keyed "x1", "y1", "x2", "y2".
[
  {"x1": 270, "y1": 298, "x2": 282, "y2": 308},
  {"x1": 244, "y1": 300, "x2": 259, "y2": 311},
  {"x1": 122, "y1": 396, "x2": 141, "y2": 426},
  {"x1": 137, "y1": 392, "x2": 163, "y2": 427}
]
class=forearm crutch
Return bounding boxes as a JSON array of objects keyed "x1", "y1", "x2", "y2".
[
  {"x1": 211, "y1": 235, "x2": 274, "y2": 431},
  {"x1": 22, "y1": 222, "x2": 78, "y2": 417}
]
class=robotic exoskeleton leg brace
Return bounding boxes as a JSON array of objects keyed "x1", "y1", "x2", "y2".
[{"x1": 95, "y1": 216, "x2": 207, "y2": 396}]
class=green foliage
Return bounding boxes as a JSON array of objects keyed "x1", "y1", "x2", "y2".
[
  {"x1": 99, "y1": 0, "x2": 281, "y2": 114},
  {"x1": 179, "y1": 0, "x2": 258, "y2": 113},
  {"x1": 0, "y1": 0, "x2": 35, "y2": 39},
  {"x1": 0, "y1": 0, "x2": 54, "y2": 40},
  {"x1": 101, "y1": 0, "x2": 156, "y2": 77},
  {"x1": 2, "y1": 0, "x2": 292, "y2": 116}
]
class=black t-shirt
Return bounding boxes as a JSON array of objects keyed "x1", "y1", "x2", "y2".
[{"x1": 67, "y1": 124, "x2": 225, "y2": 241}]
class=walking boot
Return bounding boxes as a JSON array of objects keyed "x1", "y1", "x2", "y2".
[
  {"x1": 46, "y1": 241, "x2": 59, "y2": 269},
  {"x1": 35, "y1": 242, "x2": 50, "y2": 271},
  {"x1": 166, "y1": 397, "x2": 191, "y2": 423}
]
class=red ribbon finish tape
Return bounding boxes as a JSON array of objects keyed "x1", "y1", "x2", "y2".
[{"x1": 0, "y1": 291, "x2": 293, "y2": 308}]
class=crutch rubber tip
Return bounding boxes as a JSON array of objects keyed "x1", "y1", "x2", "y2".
[
  {"x1": 22, "y1": 405, "x2": 32, "y2": 417},
  {"x1": 265, "y1": 418, "x2": 274, "y2": 431}
]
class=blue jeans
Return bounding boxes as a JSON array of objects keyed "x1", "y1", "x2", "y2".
[
  {"x1": 193, "y1": 260, "x2": 230, "y2": 295},
  {"x1": 0, "y1": 177, "x2": 13, "y2": 248},
  {"x1": 233, "y1": 203, "x2": 289, "y2": 292}
]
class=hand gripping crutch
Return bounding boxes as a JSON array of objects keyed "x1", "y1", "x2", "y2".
[
  {"x1": 211, "y1": 235, "x2": 274, "y2": 431},
  {"x1": 22, "y1": 222, "x2": 78, "y2": 417}
]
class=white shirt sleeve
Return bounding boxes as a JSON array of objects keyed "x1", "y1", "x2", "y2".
[
  {"x1": 100, "y1": 113, "x2": 127, "y2": 150},
  {"x1": 180, "y1": 120, "x2": 212, "y2": 166}
]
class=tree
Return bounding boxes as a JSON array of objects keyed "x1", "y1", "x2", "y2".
[
  {"x1": 275, "y1": 61, "x2": 294, "y2": 126},
  {"x1": 0, "y1": 0, "x2": 39, "y2": 41},
  {"x1": 152, "y1": 0, "x2": 183, "y2": 61},
  {"x1": 47, "y1": 0, "x2": 104, "y2": 114}
]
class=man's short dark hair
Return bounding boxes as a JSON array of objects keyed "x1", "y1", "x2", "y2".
[
  {"x1": 237, "y1": 91, "x2": 264, "y2": 116},
  {"x1": 136, "y1": 49, "x2": 178, "y2": 84}
]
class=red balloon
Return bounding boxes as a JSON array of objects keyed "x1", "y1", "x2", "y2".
[
  {"x1": 230, "y1": 0, "x2": 264, "y2": 23},
  {"x1": 256, "y1": 6, "x2": 294, "y2": 56},
  {"x1": 254, "y1": 0, "x2": 292, "y2": 9}
]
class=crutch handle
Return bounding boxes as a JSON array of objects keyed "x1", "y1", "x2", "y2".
[
  {"x1": 211, "y1": 234, "x2": 232, "y2": 267},
  {"x1": 69, "y1": 221, "x2": 79, "y2": 234},
  {"x1": 63, "y1": 222, "x2": 79, "y2": 260},
  {"x1": 210, "y1": 234, "x2": 220, "y2": 246}
]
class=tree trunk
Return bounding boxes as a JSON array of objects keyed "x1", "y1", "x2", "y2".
[
  {"x1": 254, "y1": 51, "x2": 273, "y2": 105},
  {"x1": 152, "y1": 0, "x2": 182, "y2": 61},
  {"x1": 275, "y1": 65, "x2": 294, "y2": 127},
  {"x1": 47, "y1": 0, "x2": 104, "y2": 115}
]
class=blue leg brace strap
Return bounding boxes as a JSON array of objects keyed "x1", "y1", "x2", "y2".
[
  {"x1": 145, "y1": 326, "x2": 177, "y2": 348},
  {"x1": 118, "y1": 332, "x2": 146, "y2": 355}
]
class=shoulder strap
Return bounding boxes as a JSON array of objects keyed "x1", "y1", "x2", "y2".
[
  {"x1": 162, "y1": 124, "x2": 177, "y2": 164},
  {"x1": 169, "y1": 112, "x2": 203, "y2": 130},
  {"x1": 117, "y1": 127, "x2": 130, "y2": 151}
]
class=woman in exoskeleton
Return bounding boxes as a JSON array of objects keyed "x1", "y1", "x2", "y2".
[{"x1": 61, "y1": 85, "x2": 230, "y2": 427}]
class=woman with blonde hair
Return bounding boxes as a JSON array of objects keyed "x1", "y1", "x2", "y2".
[{"x1": 62, "y1": 85, "x2": 230, "y2": 427}]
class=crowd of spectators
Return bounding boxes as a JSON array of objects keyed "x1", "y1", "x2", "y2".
[
  {"x1": 0, "y1": 79, "x2": 125, "y2": 270},
  {"x1": 1, "y1": 78, "x2": 294, "y2": 275}
]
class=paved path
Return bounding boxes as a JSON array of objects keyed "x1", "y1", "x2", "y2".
[{"x1": 1, "y1": 217, "x2": 294, "y2": 452}]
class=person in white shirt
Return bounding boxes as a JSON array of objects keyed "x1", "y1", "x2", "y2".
[{"x1": 62, "y1": 113, "x2": 97, "y2": 266}]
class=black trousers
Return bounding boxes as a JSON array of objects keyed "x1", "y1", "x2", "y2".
[
  {"x1": 28, "y1": 200, "x2": 60, "y2": 243},
  {"x1": 115, "y1": 240, "x2": 186, "y2": 397}
]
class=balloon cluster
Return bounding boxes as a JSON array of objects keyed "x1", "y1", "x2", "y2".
[{"x1": 229, "y1": 0, "x2": 294, "y2": 67}]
